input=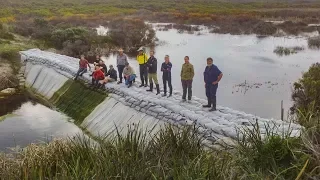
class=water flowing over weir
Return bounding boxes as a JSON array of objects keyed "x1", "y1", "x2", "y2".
[{"x1": 20, "y1": 49, "x2": 302, "y2": 144}]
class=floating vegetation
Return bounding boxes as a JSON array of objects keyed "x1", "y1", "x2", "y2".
[{"x1": 273, "y1": 46, "x2": 305, "y2": 56}]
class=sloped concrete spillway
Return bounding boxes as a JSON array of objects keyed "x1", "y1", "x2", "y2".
[{"x1": 20, "y1": 49, "x2": 301, "y2": 143}]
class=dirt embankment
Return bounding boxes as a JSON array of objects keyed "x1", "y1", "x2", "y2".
[{"x1": 0, "y1": 59, "x2": 18, "y2": 91}]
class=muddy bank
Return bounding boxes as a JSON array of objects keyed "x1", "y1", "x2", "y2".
[{"x1": 0, "y1": 60, "x2": 18, "y2": 91}]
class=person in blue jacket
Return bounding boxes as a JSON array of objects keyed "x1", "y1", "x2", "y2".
[{"x1": 203, "y1": 57, "x2": 223, "y2": 111}]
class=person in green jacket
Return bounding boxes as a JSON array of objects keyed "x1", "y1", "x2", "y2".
[{"x1": 180, "y1": 56, "x2": 194, "y2": 101}]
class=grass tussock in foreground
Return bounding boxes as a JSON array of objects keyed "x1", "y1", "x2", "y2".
[{"x1": 1, "y1": 125, "x2": 320, "y2": 180}]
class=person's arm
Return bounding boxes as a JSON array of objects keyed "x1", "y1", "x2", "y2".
[
  {"x1": 213, "y1": 67, "x2": 223, "y2": 84},
  {"x1": 87, "y1": 60, "x2": 91, "y2": 69},
  {"x1": 180, "y1": 65, "x2": 183, "y2": 77},
  {"x1": 191, "y1": 65, "x2": 195, "y2": 79},
  {"x1": 125, "y1": 55, "x2": 128, "y2": 64},
  {"x1": 168, "y1": 63, "x2": 172, "y2": 71},
  {"x1": 161, "y1": 63, "x2": 164, "y2": 72}
]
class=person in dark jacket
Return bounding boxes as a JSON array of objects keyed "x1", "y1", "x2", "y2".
[
  {"x1": 103, "y1": 65, "x2": 118, "y2": 84},
  {"x1": 98, "y1": 60, "x2": 108, "y2": 75},
  {"x1": 203, "y1": 57, "x2": 223, "y2": 111},
  {"x1": 146, "y1": 51, "x2": 160, "y2": 94},
  {"x1": 94, "y1": 55, "x2": 101, "y2": 65},
  {"x1": 91, "y1": 65, "x2": 105, "y2": 89},
  {"x1": 161, "y1": 55, "x2": 172, "y2": 97},
  {"x1": 116, "y1": 48, "x2": 128, "y2": 84}
]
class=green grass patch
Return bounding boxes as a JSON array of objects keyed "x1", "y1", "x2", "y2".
[
  {"x1": 1, "y1": 124, "x2": 319, "y2": 179},
  {"x1": 50, "y1": 79, "x2": 107, "y2": 124}
]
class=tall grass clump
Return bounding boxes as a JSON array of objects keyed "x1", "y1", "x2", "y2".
[
  {"x1": 1, "y1": 123, "x2": 319, "y2": 179},
  {"x1": 292, "y1": 63, "x2": 320, "y2": 127}
]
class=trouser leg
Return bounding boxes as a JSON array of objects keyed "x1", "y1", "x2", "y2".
[
  {"x1": 144, "y1": 67, "x2": 148, "y2": 86},
  {"x1": 212, "y1": 85, "x2": 218, "y2": 108},
  {"x1": 79, "y1": 68, "x2": 87, "y2": 76},
  {"x1": 168, "y1": 76, "x2": 172, "y2": 95},
  {"x1": 118, "y1": 65, "x2": 124, "y2": 82},
  {"x1": 163, "y1": 77, "x2": 167, "y2": 95},
  {"x1": 182, "y1": 80, "x2": 187, "y2": 100},
  {"x1": 187, "y1": 80, "x2": 193, "y2": 100},
  {"x1": 139, "y1": 65, "x2": 144, "y2": 85}
]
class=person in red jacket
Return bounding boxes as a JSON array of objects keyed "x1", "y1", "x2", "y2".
[{"x1": 91, "y1": 65, "x2": 105, "y2": 88}]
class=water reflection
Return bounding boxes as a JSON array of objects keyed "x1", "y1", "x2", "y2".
[
  {"x1": 0, "y1": 102, "x2": 82, "y2": 152},
  {"x1": 102, "y1": 29, "x2": 320, "y2": 119}
]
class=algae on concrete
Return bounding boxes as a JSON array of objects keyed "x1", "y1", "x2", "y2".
[{"x1": 50, "y1": 80, "x2": 107, "y2": 124}]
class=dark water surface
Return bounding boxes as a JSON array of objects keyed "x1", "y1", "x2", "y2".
[
  {"x1": 102, "y1": 25, "x2": 320, "y2": 119},
  {"x1": 0, "y1": 101, "x2": 82, "y2": 152}
]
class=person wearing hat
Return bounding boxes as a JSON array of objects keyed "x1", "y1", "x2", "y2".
[
  {"x1": 180, "y1": 56, "x2": 194, "y2": 101},
  {"x1": 136, "y1": 47, "x2": 149, "y2": 87},
  {"x1": 203, "y1": 57, "x2": 223, "y2": 111},
  {"x1": 123, "y1": 62, "x2": 136, "y2": 88},
  {"x1": 103, "y1": 65, "x2": 118, "y2": 84},
  {"x1": 116, "y1": 48, "x2": 128, "y2": 84},
  {"x1": 146, "y1": 50, "x2": 160, "y2": 95}
]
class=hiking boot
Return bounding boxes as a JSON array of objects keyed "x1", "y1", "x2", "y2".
[
  {"x1": 167, "y1": 94, "x2": 172, "y2": 97},
  {"x1": 144, "y1": 84, "x2": 148, "y2": 87},
  {"x1": 117, "y1": 81, "x2": 122, "y2": 84},
  {"x1": 162, "y1": 93, "x2": 167, "y2": 97},
  {"x1": 209, "y1": 99, "x2": 217, "y2": 111},
  {"x1": 147, "y1": 83, "x2": 153, "y2": 92},
  {"x1": 156, "y1": 84, "x2": 160, "y2": 95},
  {"x1": 203, "y1": 99, "x2": 212, "y2": 108},
  {"x1": 139, "y1": 84, "x2": 144, "y2": 87},
  {"x1": 182, "y1": 99, "x2": 186, "y2": 102}
]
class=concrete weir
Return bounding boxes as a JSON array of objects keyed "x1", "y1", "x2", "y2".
[{"x1": 20, "y1": 49, "x2": 301, "y2": 145}]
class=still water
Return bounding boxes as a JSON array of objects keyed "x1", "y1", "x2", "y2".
[
  {"x1": 0, "y1": 101, "x2": 82, "y2": 152},
  {"x1": 103, "y1": 26, "x2": 320, "y2": 119}
]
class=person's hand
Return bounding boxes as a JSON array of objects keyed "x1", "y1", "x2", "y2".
[{"x1": 212, "y1": 81, "x2": 218, "y2": 85}]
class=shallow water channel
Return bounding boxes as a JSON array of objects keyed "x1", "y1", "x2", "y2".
[
  {"x1": 0, "y1": 99, "x2": 82, "y2": 152},
  {"x1": 101, "y1": 24, "x2": 320, "y2": 119}
]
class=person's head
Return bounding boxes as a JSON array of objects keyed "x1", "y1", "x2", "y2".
[
  {"x1": 99, "y1": 60, "x2": 104, "y2": 65},
  {"x1": 125, "y1": 62, "x2": 129, "y2": 67},
  {"x1": 165, "y1": 55, "x2": 170, "y2": 63},
  {"x1": 118, "y1": 48, "x2": 124, "y2": 55},
  {"x1": 96, "y1": 55, "x2": 100, "y2": 60},
  {"x1": 109, "y1": 65, "x2": 114, "y2": 69},
  {"x1": 184, "y1": 56, "x2": 189, "y2": 63},
  {"x1": 150, "y1": 50, "x2": 154, "y2": 56},
  {"x1": 207, "y1": 57, "x2": 213, "y2": 66},
  {"x1": 138, "y1": 47, "x2": 144, "y2": 55},
  {"x1": 95, "y1": 65, "x2": 100, "y2": 70},
  {"x1": 80, "y1": 55, "x2": 85, "y2": 60}
]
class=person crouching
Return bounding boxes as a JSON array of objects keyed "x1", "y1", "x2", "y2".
[
  {"x1": 123, "y1": 62, "x2": 136, "y2": 88},
  {"x1": 103, "y1": 65, "x2": 118, "y2": 84},
  {"x1": 91, "y1": 65, "x2": 105, "y2": 89}
]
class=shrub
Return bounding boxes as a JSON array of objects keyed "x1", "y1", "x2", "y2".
[
  {"x1": 253, "y1": 22, "x2": 277, "y2": 36},
  {"x1": 308, "y1": 36, "x2": 320, "y2": 49},
  {"x1": 108, "y1": 18, "x2": 156, "y2": 51},
  {"x1": 292, "y1": 63, "x2": 320, "y2": 126},
  {"x1": 273, "y1": 46, "x2": 305, "y2": 56}
]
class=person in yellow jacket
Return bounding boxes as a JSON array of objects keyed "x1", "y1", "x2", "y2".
[{"x1": 137, "y1": 47, "x2": 149, "y2": 87}]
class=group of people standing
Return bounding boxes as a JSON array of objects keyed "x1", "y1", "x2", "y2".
[{"x1": 74, "y1": 47, "x2": 223, "y2": 111}]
